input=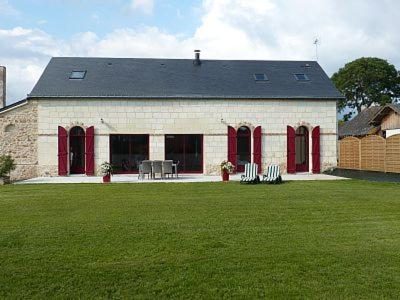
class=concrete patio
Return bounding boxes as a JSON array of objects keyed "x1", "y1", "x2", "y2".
[{"x1": 16, "y1": 173, "x2": 347, "y2": 184}]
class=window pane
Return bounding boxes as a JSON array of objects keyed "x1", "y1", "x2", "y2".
[
  {"x1": 165, "y1": 135, "x2": 184, "y2": 171},
  {"x1": 294, "y1": 74, "x2": 309, "y2": 81},
  {"x1": 110, "y1": 135, "x2": 149, "y2": 173},
  {"x1": 185, "y1": 135, "x2": 202, "y2": 172},
  {"x1": 69, "y1": 71, "x2": 86, "y2": 79},
  {"x1": 110, "y1": 135, "x2": 130, "y2": 173},
  {"x1": 130, "y1": 135, "x2": 149, "y2": 171},
  {"x1": 165, "y1": 134, "x2": 203, "y2": 172},
  {"x1": 254, "y1": 73, "x2": 268, "y2": 81}
]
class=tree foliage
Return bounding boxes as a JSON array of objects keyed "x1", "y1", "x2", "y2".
[{"x1": 332, "y1": 57, "x2": 400, "y2": 120}]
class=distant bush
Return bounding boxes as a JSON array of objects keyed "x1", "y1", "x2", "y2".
[{"x1": 0, "y1": 155, "x2": 16, "y2": 178}]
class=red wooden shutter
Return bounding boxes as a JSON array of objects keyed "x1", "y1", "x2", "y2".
[
  {"x1": 253, "y1": 126, "x2": 262, "y2": 174},
  {"x1": 312, "y1": 126, "x2": 321, "y2": 174},
  {"x1": 58, "y1": 126, "x2": 68, "y2": 176},
  {"x1": 228, "y1": 126, "x2": 237, "y2": 171},
  {"x1": 287, "y1": 126, "x2": 296, "y2": 174},
  {"x1": 85, "y1": 126, "x2": 95, "y2": 176}
]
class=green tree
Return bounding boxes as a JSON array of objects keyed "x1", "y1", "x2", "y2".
[{"x1": 332, "y1": 57, "x2": 400, "y2": 120}]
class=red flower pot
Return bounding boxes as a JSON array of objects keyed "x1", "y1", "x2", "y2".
[
  {"x1": 103, "y1": 174, "x2": 111, "y2": 183},
  {"x1": 222, "y1": 170, "x2": 229, "y2": 182}
]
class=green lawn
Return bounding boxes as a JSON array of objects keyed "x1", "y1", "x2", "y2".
[{"x1": 1, "y1": 180, "x2": 400, "y2": 299}]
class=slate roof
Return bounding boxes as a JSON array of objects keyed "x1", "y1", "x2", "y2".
[
  {"x1": 28, "y1": 57, "x2": 343, "y2": 100},
  {"x1": 338, "y1": 106, "x2": 382, "y2": 138}
]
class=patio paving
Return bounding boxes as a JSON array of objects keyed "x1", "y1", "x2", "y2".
[{"x1": 16, "y1": 173, "x2": 347, "y2": 184}]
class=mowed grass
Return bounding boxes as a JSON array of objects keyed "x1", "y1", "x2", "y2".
[{"x1": 1, "y1": 180, "x2": 400, "y2": 299}]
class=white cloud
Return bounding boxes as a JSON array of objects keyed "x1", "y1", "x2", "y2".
[
  {"x1": 129, "y1": 0, "x2": 154, "y2": 14},
  {"x1": 0, "y1": 0, "x2": 20, "y2": 16},
  {"x1": 1, "y1": 0, "x2": 400, "y2": 105}
]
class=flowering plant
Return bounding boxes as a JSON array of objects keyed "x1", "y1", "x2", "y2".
[
  {"x1": 220, "y1": 160, "x2": 235, "y2": 174},
  {"x1": 100, "y1": 162, "x2": 113, "y2": 176}
]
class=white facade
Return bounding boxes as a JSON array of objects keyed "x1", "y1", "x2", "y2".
[{"x1": 36, "y1": 98, "x2": 338, "y2": 176}]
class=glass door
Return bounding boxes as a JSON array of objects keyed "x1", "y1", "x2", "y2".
[
  {"x1": 110, "y1": 135, "x2": 149, "y2": 173},
  {"x1": 295, "y1": 126, "x2": 309, "y2": 172},
  {"x1": 69, "y1": 126, "x2": 85, "y2": 174},
  {"x1": 236, "y1": 126, "x2": 251, "y2": 172},
  {"x1": 165, "y1": 134, "x2": 203, "y2": 173}
]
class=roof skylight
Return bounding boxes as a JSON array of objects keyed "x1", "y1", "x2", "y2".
[
  {"x1": 69, "y1": 71, "x2": 86, "y2": 80},
  {"x1": 254, "y1": 73, "x2": 268, "y2": 81},
  {"x1": 294, "y1": 73, "x2": 310, "y2": 81}
]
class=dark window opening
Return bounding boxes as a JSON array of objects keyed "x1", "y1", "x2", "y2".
[
  {"x1": 294, "y1": 73, "x2": 310, "y2": 81},
  {"x1": 69, "y1": 126, "x2": 85, "y2": 174},
  {"x1": 254, "y1": 73, "x2": 268, "y2": 81},
  {"x1": 110, "y1": 135, "x2": 149, "y2": 173},
  {"x1": 69, "y1": 71, "x2": 87, "y2": 80},
  {"x1": 295, "y1": 126, "x2": 309, "y2": 172},
  {"x1": 237, "y1": 126, "x2": 251, "y2": 172},
  {"x1": 165, "y1": 134, "x2": 203, "y2": 173}
]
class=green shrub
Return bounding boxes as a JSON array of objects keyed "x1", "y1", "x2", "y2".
[{"x1": 0, "y1": 155, "x2": 16, "y2": 178}]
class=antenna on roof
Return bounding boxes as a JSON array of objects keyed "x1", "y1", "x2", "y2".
[{"x1": 313, "y1": 38, "x2": 320, "y2": 61}]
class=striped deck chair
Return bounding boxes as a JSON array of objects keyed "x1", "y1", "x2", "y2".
[
  {"x1": 262, "y1": 165, "x2": 282, "y2": 184},
  {"x1": 240, "y1": 163, "x2": 260, "y2": 184}
]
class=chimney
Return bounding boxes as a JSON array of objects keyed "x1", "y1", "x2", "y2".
[
  {"x1": 0, "y1": 66, "x2": 5, "y2": 108},
  {"x1": 194, "y1": 50, "x2": 201, "y2": 66}
]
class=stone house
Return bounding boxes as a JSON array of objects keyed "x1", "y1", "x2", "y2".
[{"x1": 0, "y1": 52, "x2": 342, "y2": 181}]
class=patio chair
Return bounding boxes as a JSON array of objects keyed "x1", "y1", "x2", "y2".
[
  {"x1": 172, "y1": 161, "x2": 180, "y2": 178},
  {"x1": 138, "y1": 160, "x2": 152, "y2": 179},
  {"x1": 240, "y1": 163, "x2": 260, "y2": 184},
  {"x1": 152, "y1": 160, "x2": 163, "y2": 179},
  {"x1": 262, "y1": 164, "x2": 282, "y2": 184},
  {"x1": 162, "y1": 160, "x2": 173, "y2": 178}
]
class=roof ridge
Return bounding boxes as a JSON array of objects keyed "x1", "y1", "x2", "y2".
[{"x1": 50, "y1": 57, "x2": 318, "y2": 63}]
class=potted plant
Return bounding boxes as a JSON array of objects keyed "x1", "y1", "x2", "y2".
[
  {"x1": 0, "y1": 155, "x2": 16, "y2": 185},
  {"x1": 220, "y1": 160, "x2": 234, "y2": 182},
  {"x1": 100, "y1": 162, "x2": 113, "y2": 183}
]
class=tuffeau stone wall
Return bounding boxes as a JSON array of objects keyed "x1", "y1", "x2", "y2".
[{"x1": 36, "y1": 98, "x2": 338, "y2": 176}]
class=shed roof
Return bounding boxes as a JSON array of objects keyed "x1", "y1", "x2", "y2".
[
  {"x1": 338, "y1": 106, "x2": 382, "y2": 138},
  {"x1": 370, "y1": 103, "x2": 400, "y2": 125}
]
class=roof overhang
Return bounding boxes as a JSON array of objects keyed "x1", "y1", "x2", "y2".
[
  {"x1": 0, "y1": 99, "x2": 28, "y2": 115},
  {"x1": 27, "y1": 95, "x2": 344, "y2": 101},
  {"x1": 370, "y1": 104, "x2": 400, "y2": 125}
]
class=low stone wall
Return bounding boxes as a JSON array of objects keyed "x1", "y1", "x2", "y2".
[{"x1": 0, "y1": 101, "x2": 38, "y2": 181}]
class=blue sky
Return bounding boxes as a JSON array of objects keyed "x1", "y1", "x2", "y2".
[
  {"x1": 1, "y1": 0, "x2": 399, "y2": 107},
  {"x1": 0, "y1": 0, "x2": 202, "y2": 38}
]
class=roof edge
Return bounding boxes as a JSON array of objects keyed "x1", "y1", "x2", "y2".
[
  {"x1": 27, "y1": 95, "x2": 343, "y2": 100},
  {"x1": 0, "y1": 99, "x2": 28, "y2": 114},
  {"x1": 369, "y1": 104, "x2": 400, "y2": 125}
]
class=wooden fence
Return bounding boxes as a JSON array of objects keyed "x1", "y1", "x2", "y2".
[{"x1": 339, "y1": 134, "x2": 400, "y2": 173}]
